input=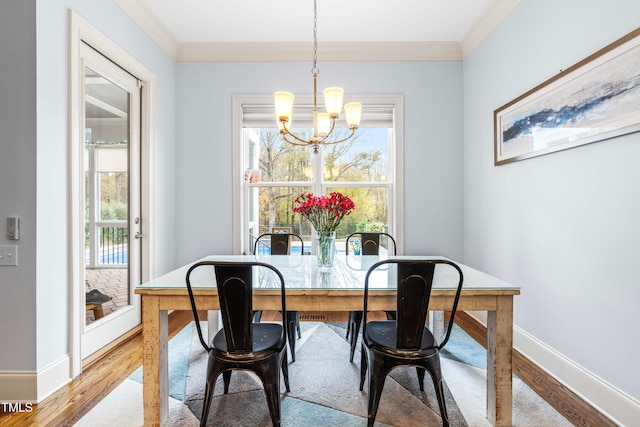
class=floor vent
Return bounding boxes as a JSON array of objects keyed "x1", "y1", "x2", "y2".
[{"x1": 300, "y1": 314, "x2": 327, "y2": 321}]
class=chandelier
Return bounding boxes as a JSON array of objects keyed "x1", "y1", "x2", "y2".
[{"x1": 274, "y1": 0, "x2": 362, "y2": 154}]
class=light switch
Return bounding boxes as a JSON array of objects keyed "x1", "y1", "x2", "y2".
[{"x1": 7, "y1": 217, "x2": 19, "y2": 240}]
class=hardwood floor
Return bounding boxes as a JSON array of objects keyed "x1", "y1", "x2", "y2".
[
  {"x1": 0, "y1": 310, "x2": 194, "y2": 427},
  {"x1": 0, "y1": 310, "x2": 616, "y2": 426},
  {"x1": 454, "y1": 311, "x2": 617, "y2": 427}
]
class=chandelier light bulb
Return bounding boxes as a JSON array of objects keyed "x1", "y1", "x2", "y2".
[
  {"x1": 274, "y1": 91, "x2": 294, "y2": 122},
  {"x1": 344, "y1": 102, "x2": 362, "y2": 129},
  {"x1": 322, "y1": 87, "x2": 344, "y2": 117},
  {"x1": 317, "y1": 113, "x2": 331, "y2": 137}
]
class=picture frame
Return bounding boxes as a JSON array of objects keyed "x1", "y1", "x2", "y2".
[{"x1": 494, "y1": 27, "x2": 640, "y2": 166}]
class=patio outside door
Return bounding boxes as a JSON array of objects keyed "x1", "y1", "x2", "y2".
[{"x1": 80, "y1": 42, "x2": 142, "y2": 358}]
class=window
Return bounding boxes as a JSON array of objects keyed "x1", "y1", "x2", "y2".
[{"x1": 233, "y1": 95, "x2": 404, "y2": 255}]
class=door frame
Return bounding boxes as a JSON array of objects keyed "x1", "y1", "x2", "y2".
[
  {"x1": 80, "y1": 42, "x2": 142, "y2": 358},
  {"x1": 68, "y1": 10, "x2": 156, "y2": 377}
]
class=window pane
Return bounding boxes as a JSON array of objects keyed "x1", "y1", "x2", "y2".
[
  {"x1": 249, "y1": 186, "x2": 312, "y2": 237},
  {"x1": 323, "y1": 128, "x2": 390, "y2": 182},
  {"x1": 252, "y1": 128, "x2": 313, "y2": 182},
  {"x1": 325, "y1": 186, "x2": 390, "y2": 241}
]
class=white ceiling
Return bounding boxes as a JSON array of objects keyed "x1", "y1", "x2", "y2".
[
  {"x1": 115, "y1": 0, "x2": 520, "y2": 61},
  {"x1": 140, "y1": 0, "x2": 494, "y2": 44}
]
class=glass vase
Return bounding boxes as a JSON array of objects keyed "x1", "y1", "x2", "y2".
[{"x1": 315, "y1": 231, "x2": 336, "y2": 270}]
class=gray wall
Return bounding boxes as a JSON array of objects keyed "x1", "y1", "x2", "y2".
[
  {"x1": 175, "y1": 61, "x2": 464, "y2": 265},
  {"x1": 0, "y1": 0, "x2": 37, "y2": 371},
  {"x1": 463, "y1": 0, "x2": 640, "y2": 401}
]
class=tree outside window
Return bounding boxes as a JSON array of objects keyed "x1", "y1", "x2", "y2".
[{"x1": 246, "y1": 126, "x2": 392, "y2": 252}]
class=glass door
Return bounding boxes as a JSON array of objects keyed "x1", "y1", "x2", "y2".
[{"x1": 80, "y1": 42, "x2": 142, "y2": 358}]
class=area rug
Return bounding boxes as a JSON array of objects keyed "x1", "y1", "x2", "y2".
[
  {"x1": 75, "y1": 320, "x2": 572, "y2": 427},
  {"x1": 184, "y1": 321, "x2": 466, "y2": 426}
]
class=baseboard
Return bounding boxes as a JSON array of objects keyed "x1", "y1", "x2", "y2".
[
  {"x1": 36, "y1": 354, "x2": 72, "y2": 402},
  {"x1": 513, "y1": 326, "x2": 639, "y2": 427},
  {"x1": 0, "y1": 355, "x2": 71, "y2": 403},
  {"x1": 457, "y1": 311, "x2": 636, "y2": 426},
  {"x1": 0, "y1": 371, "x2": 37, "y2": 402}
]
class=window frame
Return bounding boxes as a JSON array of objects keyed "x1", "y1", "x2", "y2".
[{"x1": 232, "y1": 94, "x2": 404, "y2": 255}]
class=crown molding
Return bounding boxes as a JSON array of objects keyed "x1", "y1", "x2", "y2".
[
  {"x1": 117, "y1": 0, "x2": 519, "y2": 62},
  {"x1": 177, "y1": 41, "x2": 462, "y2": 62},
  {"x1": 113, "y1": 0, "x2": 179, "y2": 59},
  {"x1": 459, "y1": 0, "x2": 521, "y2": 58}
]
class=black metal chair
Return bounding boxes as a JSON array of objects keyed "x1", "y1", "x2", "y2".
[
  {"x1": 254, "y1": 232, "x2": 304, "y2": 256},
  {"x1": 344, "y1": 232, "x2": 397, "y2": 362},
  {"x1": 253, "y1": 232, "x2": 304, "y2": 362},
  {"x1": 358, "y1": 259, "x2": 463, "y2": 427},
  {"x1": 346, "y1": 232, "x2": 397, "y2": 257},
  {"x1": 185, "y1": 261, "x2": 291, "y2": 427}
]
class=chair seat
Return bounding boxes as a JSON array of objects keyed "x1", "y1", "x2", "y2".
[
  {"x1": 212, "y1": 323, "x2": 285, "y2": 357},
  {"x1": 364, "y1": 321, "x2": 438, "y2": 355}
]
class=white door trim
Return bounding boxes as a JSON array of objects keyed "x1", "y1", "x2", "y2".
[{"x1": 68, "y1": 10, "x2": 156, "y2": 377}]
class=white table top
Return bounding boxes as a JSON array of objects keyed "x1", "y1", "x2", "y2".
[{"x1": 136, "y1": 254, "x2": 519, "y2": 292}]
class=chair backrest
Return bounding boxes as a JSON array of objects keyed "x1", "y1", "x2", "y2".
[
  {"x1": 185, "y1": 261, "x2": 287, "y2": 352},
  {"x1": 362, "y1": 259, "x2": 463, "y2": 350},
  {"x1": 253, "y1": 232, "x2": 305, "y2": 255},
  {"x1": 346, "y1": 232, "x2": 397, "y2": 255}
]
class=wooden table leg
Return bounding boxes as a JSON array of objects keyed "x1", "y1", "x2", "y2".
[
  {"x1": 486, "y1": 296, "x2": 514, "y2": 426},
  {"x1": 142, "y1": 296, "x2": 168, "y2": 426},
  {"x1": 207, "y1": 310, "x2": 219, "y2": 344},
  {"x1": 429, "y1": 310, "x2": 445, "y2": 341}
]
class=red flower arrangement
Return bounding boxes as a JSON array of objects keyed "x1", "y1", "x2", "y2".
[{"x1": 293, "y1": 192, "x2": 355, "y2": 232}]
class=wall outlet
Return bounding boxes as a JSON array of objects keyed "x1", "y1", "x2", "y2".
[{"x1": 0, "y1": 245, "x2": 18, "y2": 266}]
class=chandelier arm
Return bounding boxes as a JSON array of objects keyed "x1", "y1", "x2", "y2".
[
  {"x1": 318, "y1": 128, "x2": 357, "y2": 146},
  {"x1": 280, "y1": 132, "x2": 315, "y2": 147},
  {"x1": 280, "y1": 121, "x2": 318, "y2": 146},
  {"x1": 280, "y1": 119, "x2": 357, "y2": 147}
]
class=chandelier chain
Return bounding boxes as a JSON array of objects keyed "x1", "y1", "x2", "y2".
[
  {"x1": 274, "y1": 0, "x2": 361, "y2": 153},
  {"x1": 311, "y1": 0, "x2": 319, "y2": 75}
]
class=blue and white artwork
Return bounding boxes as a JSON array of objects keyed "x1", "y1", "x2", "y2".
[{"x1": 495, "y1": 30, "x2": 640, "y2": 165}]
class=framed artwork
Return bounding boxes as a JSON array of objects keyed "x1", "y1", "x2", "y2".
[{"x1": 494, "y1": 27, "x2": 640, "y2": 166}]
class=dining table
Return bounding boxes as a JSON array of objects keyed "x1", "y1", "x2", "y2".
[{"x1": 135, "y1": 254, "x2": 520, "y2": 426}]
